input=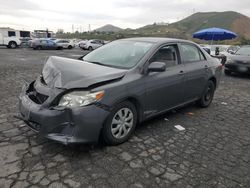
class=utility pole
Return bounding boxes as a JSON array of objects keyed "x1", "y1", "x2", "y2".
[
  {"x1": 88, "y1": 24, "x2": 91, "y2": 32},
  {"x1": 72, "y1": 24, "x2": 74, "y2": 33}
]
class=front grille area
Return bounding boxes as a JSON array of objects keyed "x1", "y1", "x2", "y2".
[
  {"x1": 40, "y1": 76, "x2": 47, "y2": 85},
  {"x1": 26, "y1": 121, "x2": 41, "y2": 132},
  {"x1": 26, "y1": 82, "x2": 48, "y2": 104}
]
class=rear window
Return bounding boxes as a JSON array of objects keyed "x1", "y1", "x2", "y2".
[{"x1": 180, "y1": 44, "x2": 206, "y2": 62}]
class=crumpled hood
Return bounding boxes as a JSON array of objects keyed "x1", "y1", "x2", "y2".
[
  {"x1": 229, "y1": 54, "x2": 250, "y2": 64},
  {"x1": 42, "y1": 56, "x2": 127, "y2": 89}
]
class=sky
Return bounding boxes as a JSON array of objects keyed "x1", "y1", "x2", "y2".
[{"x1": 0, "y1": 0, "x2": 250, "y2": 32}]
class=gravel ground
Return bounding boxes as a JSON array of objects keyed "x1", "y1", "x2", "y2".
[{"x1": 0, "y1": 47, "x2": 250, "y2": 188}]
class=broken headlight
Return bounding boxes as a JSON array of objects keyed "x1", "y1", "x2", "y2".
[{"x1": 58, "y1": 91, "x2": 104, "y2": 107}]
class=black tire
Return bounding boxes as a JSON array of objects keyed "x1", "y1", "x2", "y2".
[
  {"x1": 224, "y1": 69, "x2": 231, "y2": 76},
  {"x1": 36, "y1": 46, "x2": 42, "y2": 50},
  {"x1": 68, "y1": 45, "x2": 72, "y2": 49},
  {"x1": 198, "y1": 80, "x2": 215, "y2": 108},
  {"x1": 88, "y1": 46, "x2": 93, "y2": 51},
  {"x1": 102, "y1": 101, "x2": 137, "y2": 145},
  {"x1": 8, "y1": 41, "x2": 17, "y2": 49}
]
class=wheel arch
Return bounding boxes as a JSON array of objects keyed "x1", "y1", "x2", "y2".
[
  {"x1": 109, "y1": 96, "x2": 144, "y2": 124},
  {"x1": 8, "y1": 40, "x2": 17, "y2": 45},
  {"x1": 209, "y1": 76, "x2": 217, "y2": 88}
]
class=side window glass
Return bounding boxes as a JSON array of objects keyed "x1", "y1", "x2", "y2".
[
  {"x1": 181, "y1": 44, "x2": 201, "y2": 62},
  {"x1": 49, "y1": 41, "x2": 54, "y2": 45},
  {"x1": 150, "y1": 45, "x2": 178, "y2": 68},
  {"x1": 8, "y1": 31, "x2": 16, "y2": 37}
]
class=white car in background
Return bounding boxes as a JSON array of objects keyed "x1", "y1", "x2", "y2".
[
  {"x1": 78, "y1": 40, "x2": 88, "y2": 49},
  {"x1": 81, "y1": 39, "x2": 105, "y2": 50},
  {"x1": 55, "y1": 39, "x2": 75, "y2": 49}
]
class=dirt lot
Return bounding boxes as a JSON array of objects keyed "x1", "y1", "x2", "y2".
[{"x1": 0, "y1": 47, "x2": 250, "y2": 188}]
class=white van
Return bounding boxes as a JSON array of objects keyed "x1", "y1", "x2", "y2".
[{"x1": 0, "y1": 28, "x2": 24, "y2": 48}]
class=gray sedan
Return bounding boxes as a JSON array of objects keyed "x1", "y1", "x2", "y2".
[
  {"x1": 18, "y1": 38, "x2": 222, "y2": 145},
  {"x1": 30, "y1": 39, "x2": 63, "y2": 50}
]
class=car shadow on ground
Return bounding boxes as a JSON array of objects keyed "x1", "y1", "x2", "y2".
[
  {"x1": 225, "y1": 72, "x2": 250, "y2": 79},
  {"x1": 32, "y1": 102, "x2": 200, "y2": 155}
]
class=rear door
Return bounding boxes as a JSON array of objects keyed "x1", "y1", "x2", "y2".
[
  {"x1": 144, "y1": 43, "x2": 186, "y2": 115},
  {"x1": 47, "y1": 40, "x2": 56, "y2": 49},
  {"x1": 40, "y1": 40, "x2": 47, "y2": 49},
  {"x1": 179, "y1": 43, "x2": 209, "y2": 101}
]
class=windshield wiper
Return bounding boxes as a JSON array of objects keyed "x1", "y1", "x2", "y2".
[{"x1": 85, "y1": 60, "x2": 106, "y2": 66}]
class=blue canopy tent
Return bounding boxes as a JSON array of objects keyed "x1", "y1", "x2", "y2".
[{"x1": 193, "y1": 27, "x2": 237, "y2": 43}]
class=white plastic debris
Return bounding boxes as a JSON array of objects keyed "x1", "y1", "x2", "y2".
[
  {"x1": 174, "y1": 125, "x2": 185, "y2": 131},
  {"x1": 221, "y1": 102, "x2": 228, "y2": 105},
  {"x1": 164, "y1": 118, "x2": 169, "y2": 121},
  {"x1": 19, "y1": 124, "x2": 26, "y2": 128}
]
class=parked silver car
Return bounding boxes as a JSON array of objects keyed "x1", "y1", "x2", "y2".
[
  {"x1": 19, "y1": 38, "x2": 222, "y2": 145},
  {"x1": 55, "y1": 39, "x2": 75, "y2": 49},
  {"x1": 81, "y1": 39, "x2": 105, "y2": 50}
]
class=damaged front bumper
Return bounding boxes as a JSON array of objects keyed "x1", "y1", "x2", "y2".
[{"x1": 18, "y1": 82, "x2": 109, "y2": 145}]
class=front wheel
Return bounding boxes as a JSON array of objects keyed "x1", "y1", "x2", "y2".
[
  {"x1": 8, "y1": 41, "x2": 17, "y2": 49},
  {"x1": 198, "y1": 80, "x2": 215, "y2": 108},
  {"x1": 88, "y1": 46, "x2": 93, "y2": 51},
  {"x1": 68, "y1": 45, "x2": 73, "y2": 49},
  {"x1": 102, "y1": 101, "x2": 137, "y2": 145}
]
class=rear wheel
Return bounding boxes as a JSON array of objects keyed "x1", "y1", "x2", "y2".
[
  {"x1": 224, "y1": 69, "x2": 231, "y2": 76},
  {"x1": 68, "y1": 45, "x2": 73, "y2": 49},
  {"x1": 88, "y1": 46, "x2": 93, "y2": 51},
  {"x1": 8, "y1": 41, "x2": 17, "y2": 49},
  {"x1": 102, "y1": 101, "x2": 137, "y2": 145},
  {"x1": 198, "y1": 80, "x2": 215, "y2": 108}
]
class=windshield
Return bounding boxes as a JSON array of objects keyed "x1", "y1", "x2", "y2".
[
  {"x1": 235, "y1": 46, "x2": 250, "y2": 56},
  {"x1": 83, "y1": 40, "x2": 153, "y2": 69}
]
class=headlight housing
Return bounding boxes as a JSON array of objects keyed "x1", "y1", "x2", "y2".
[{"x1": 58, "y1": 91, "x2": 104, "y2": 107}]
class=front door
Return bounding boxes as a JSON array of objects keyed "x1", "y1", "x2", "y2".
[{"x1": 144, "y1": 44, "x2": 186, "y2": 116}]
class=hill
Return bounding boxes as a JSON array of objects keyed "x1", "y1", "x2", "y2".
[
  {"x1": 95, "y1": 24, "x2": 122, "y2": 33},
  {"x1": 131, "y1": 11, "x2": 250, "y2": 40}
]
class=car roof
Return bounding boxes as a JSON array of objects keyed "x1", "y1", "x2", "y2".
[{"x1": 120, "y1": 37, "x2": 194, "y2": 44}]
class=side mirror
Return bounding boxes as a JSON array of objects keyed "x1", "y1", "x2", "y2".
[{"x1": 148, "y1": 62, "x2": 166, "y2": 73}]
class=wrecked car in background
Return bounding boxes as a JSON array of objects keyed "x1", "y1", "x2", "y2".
[
  {"x1": 18, "y1": 37, "x2": 222, "y2": 145},
  {"x1": 225, "y1": 45, "x2": 250, "y2": 75}
]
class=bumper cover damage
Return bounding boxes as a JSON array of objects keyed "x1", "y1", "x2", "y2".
[{"x1": 18, "y1": 81, "x2": 109, "y2": 145}]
